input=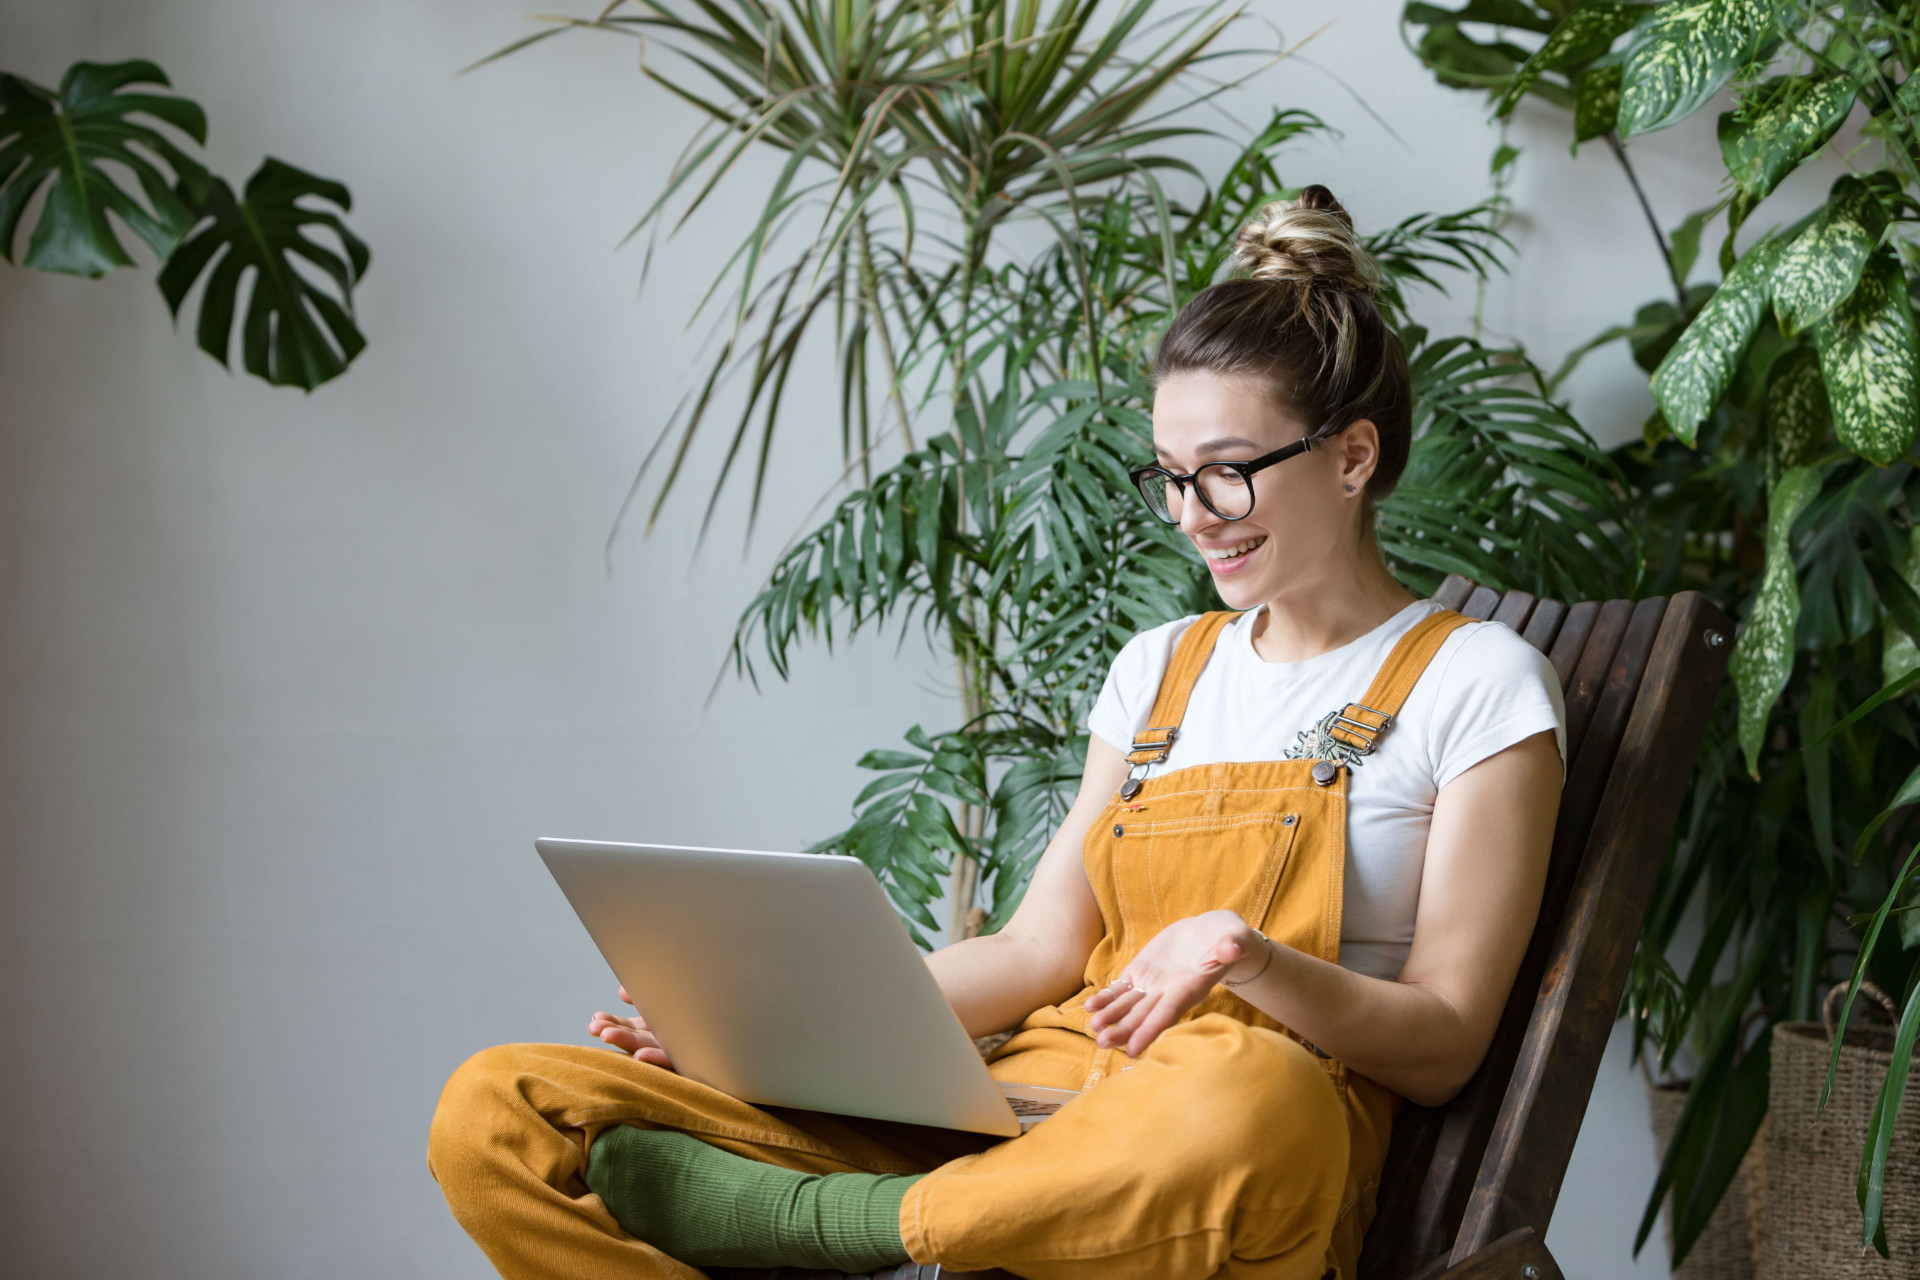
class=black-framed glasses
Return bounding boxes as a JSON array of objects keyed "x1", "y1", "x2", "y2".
[{"x1": 1128, "y1": 437, "x2": 1312, "y2": 525}]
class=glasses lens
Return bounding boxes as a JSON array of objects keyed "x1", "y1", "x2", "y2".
[
  {"x1": 1134, "y1": 470, "x2": 1180, "y2": 524},
  {"x1": 1195, "y1": 463, "x2": 1254, "y2": 519}
]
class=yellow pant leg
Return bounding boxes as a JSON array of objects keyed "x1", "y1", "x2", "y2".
[
  {"x1": 903, "y1": 1015, "x2": 1359, "y2": 1280},
  {"x1": 427, "y1": 1042, "x2": 988, "y2": 1280}
]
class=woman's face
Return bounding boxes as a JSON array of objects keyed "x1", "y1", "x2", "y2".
[{"x1": 1149, "y1": 371, "x2": 1378, "y2": 610}]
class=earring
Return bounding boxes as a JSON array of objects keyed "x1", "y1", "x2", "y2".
[{"x1": 1344, "y1": 484, "x2": 1357, "y2": 494}]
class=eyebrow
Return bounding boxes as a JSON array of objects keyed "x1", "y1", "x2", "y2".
[{"x1": 1152, "y1": 436, "x2": 1265, "y2": 461}]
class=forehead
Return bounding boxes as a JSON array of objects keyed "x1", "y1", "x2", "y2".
[{"x1": 1150, "y1": 371, "x2": 1302, "y2": 456}]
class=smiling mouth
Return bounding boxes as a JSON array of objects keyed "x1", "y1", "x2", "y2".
[{"x1": 1202, "y1": 535, "x2": 1266, "y2": 563}]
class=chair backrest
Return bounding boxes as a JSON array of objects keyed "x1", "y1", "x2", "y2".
[{"x1": 1358, "y1": 577, "x2": 1733, "y2": 1279}]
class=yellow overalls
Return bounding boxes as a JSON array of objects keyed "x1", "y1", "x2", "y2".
[{"x1": 430, "y1": 608, "x2": 1471, "y2": 1280}]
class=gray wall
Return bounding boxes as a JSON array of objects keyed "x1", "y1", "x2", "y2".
[{"x1": 0, "y1": 1, "x2": 1813, "y2": 1276}]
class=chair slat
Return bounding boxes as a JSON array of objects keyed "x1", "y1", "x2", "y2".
[
  {"x1": 1461, "y1": 586, "x2": 1502, "y2": 620},
  {"x1": 1451, "y1": 593, "x2": 1730, "y2": 1258},
  {"x1": 1433, "y1": 575, "x2": 1475, "y2": 610},
  {"x1": 1491, "y1": 591, "x2": 1535, "y2": 632},
  {"x1": 1559, "y1": 600, "x2": 1632, "y2": 764},
  {"x1": 1544, "y1": 601, "x2": 1597, "y2": 686},
  {"x1": 1520, "y1": 599, "x2": 1568, "y2": 655}
]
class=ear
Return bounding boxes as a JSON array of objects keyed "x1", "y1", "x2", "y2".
[{"x1": 1334, "y1": 419, "x2": 1381, "y2": 496}]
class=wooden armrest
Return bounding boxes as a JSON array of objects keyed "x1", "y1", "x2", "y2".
[{"x1": 1430, "y1": 1227, "x2": 1562, "y2": 1280}]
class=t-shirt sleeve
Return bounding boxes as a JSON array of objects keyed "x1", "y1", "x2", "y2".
[
  {"x1": 1425, "y1": 622, "x2": 1567, "y2": 790},
  {"x1": 1087, "y1": 616, "x2": 1198, "y2": 752}
]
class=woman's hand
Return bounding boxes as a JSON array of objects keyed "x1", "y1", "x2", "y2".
[
  {"x1": 588, "y1": 986, "x2": 675, "y2": 1070},
  {"x1": 1085, "y1": 909, "x2": 1267, "y2": 1058}
]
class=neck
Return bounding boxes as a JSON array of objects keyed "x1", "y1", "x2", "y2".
[{"x1": 1247, "y1": 548, "x2": 1415, "y2": 664}]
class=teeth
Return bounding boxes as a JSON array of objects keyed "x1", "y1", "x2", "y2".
[{"x1": 1205, "y1": 536, "x2": 1266, "y2": 561}]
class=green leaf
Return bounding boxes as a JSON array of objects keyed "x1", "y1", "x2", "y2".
[
  {"x1": 1813, "y1": 250, "x2": 1919, "y2": 465},
  {"x1": 1669, "y1": 206, "x2": 1712, "y2": 288},
  {"x1": 1573, "y1": 62, "x2": 1624, "y2": 143},
  {"x1": 1848, "y1": 761, "x2": 1920, "y2": 866},
  {"x1": 1729, "y1": 465, "x2": 1818, "y2": 777},
  {"x1": 1617, "y1": 0, "x2": 1786, "y2": 138},
  {"x1": 1773, "y1": 177, "x2": 1888, "y2": 336},
  {"x1": 1493, "y1": 1, "x2": 1647, "y2": 118},
  {"x1": 1865, "y1": 547, "x2": 1920, "y2": 652},
  {"x1": 155, "y1": 157, "x2": 369, "y2": 391},
  {"x1": 1886, "y1": 525, "x2": 1920, "y2": 687},
  {"x1": 1766, "y1": 345, "x2": 1830, "y2": 468},
  {"x1": 1719, "y1": 73, "x2": 1857, "y2": 204},
  {"x1": 0, "y1": 60, "x2": 210, "y2": 276},
  {"x1": 1813, "y1": 663, "x2": 1920, "y2": 747},
  {"x1": 1651, "y1": 236, "x2": 1782, "y2": 444},
  {"x1": 1858, "y1": 951, "x2": 1920, "y2": 1250}
]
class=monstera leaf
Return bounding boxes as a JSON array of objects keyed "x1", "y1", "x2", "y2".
[
  {"x1": 157, "y1": 159, "x2": 369, "y2": 391},
  {"x1": 0, "y1": 60, "x2": 209, "y2": 276}
]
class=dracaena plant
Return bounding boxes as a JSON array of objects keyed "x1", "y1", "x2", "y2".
[
  {"x1": 495, "y1": 1, "x2": 1635, "y2": 972},
  {"x1": 1404, "y1": 0, "x2": 1920, "y2": 1261},
  {"x1": 0, "y1": 59, "x2": 370, "y2": 390}
]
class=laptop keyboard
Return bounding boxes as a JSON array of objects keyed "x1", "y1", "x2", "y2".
[{"x1": 1006, "y1": 1096, "x2": 1064, "y2": 1117}]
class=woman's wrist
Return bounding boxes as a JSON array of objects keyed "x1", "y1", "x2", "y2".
[{"x1": 1219, "y1": 923, "x2": 1274, "y2": 987}]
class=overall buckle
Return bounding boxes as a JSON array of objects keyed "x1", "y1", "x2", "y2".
[
  {"x1": 1326, "y1": 703, "x2": 1394, "y2": 755},
  {"x1": 1119, "y1": 726, "x2": 1178, "y2": 799}
]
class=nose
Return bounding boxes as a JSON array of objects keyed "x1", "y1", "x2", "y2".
[{"x1": 1176, "y1": 486, "x2": 1223, "y2": 539}]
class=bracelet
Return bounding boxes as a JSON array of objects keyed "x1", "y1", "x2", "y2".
[{"x1": 1220, "y1": 929, "x2": 1274, "y2": 988}]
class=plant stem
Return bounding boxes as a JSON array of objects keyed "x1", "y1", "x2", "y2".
[{"x1": 1604, "y1": 132, "x2": 1687, "y2": 311}]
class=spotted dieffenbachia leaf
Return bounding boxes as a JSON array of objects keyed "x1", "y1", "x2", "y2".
[
  {"x1": 1773, "y1": 177, "x2": 1887, "y2": 336},
  {"x1": 1618, "y1": 0, "x2": 1790, "y2": 138},
  {"x1": 1719, "y1": 74, "x2": 1857, "y2": 204},
  {"x1": 1886, "y1": 526, "x2": 1920, "y2": 688},
  {"x1": 1494, "y1": 1, "x2": 1646, "y2": 117},
  {"x1": 1730, "y1": 465, "x2": 1818, "y2": 776},
  {"x1": 1766, "y1": 345, "x2": 1829, "y2": 468},
  {"x1": 0, "y1": 60, "x2": 209, "y2": 276},
  {"x1": 1574, "y1": 62, "x2": 1624, "y2": 142},
  {"x1": 1813, "y1": 250, "x2": 1919, "y2": 466},
  {"x1": 1651, "y1": 235, "x2": 1783, "y2": 444}
]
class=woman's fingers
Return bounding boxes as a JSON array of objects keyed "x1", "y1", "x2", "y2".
[
  {"x1": 1088, "y1": 984, "x2": 1145, "y2": 1032},
  {"x1": 1127, "y1": 997, "x2": 1188, "y2": 1058}
]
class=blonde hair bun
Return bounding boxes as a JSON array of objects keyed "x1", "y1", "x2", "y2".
[{"x1": 1230, "y1": 185, "x2": 1381, "y2": 296}]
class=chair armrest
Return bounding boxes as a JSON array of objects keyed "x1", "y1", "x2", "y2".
[{"x1": 1432, "y1": 1227, "x2": 1563, "y2": 1280}]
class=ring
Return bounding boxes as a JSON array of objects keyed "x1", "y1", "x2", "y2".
[{"x1": 1107, "y1": 977, "x2": 1133, "y2": 991}]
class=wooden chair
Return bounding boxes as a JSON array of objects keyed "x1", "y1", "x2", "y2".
[
  {"x1": 1356, "y1": 576, "x2": 1732, "y2": 1280},
  {"x1": 773, "y1": 577, "x2": 1733, "y2": 1280}
]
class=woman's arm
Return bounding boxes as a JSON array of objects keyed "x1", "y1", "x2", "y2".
[
  {"x1": 1087, "y1": 729, "x2": 1562, "y2": 1106},
  {"x1": 922, "y1": 736, "x2": 1124, "y2": 1038}
]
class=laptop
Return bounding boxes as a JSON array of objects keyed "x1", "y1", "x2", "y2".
[{"x1": 537, "y1": 838, "x2": 1078, "y2": 1137}]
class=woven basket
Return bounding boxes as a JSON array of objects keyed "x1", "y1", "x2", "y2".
[
  {"x1": 1646, "y1": 1079, "x2": 1758, "y2": 1280},
  {"x1": 1756, "y1": 983, "x2": 1920, "y2": 1278}
]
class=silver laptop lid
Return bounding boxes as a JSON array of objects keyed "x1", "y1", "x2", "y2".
[{"x1": 537, "y1": 839, "x2": 1021, "y2": 1136}]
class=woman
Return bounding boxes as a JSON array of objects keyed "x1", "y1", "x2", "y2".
[{"x1": 429, "y1": 186, "x2": 1566, "y2": 1280}]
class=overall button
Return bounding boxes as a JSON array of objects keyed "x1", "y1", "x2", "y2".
[
  {"x1": 1113, "y1": 824, "x2": 1124, "y2": 838},
  {"x1": 1311, "y1": 760, "x2": 1337, "y2": 786},
  {"x1": 1282, "y1": 813, "x2": 1297, "y2": 826}
]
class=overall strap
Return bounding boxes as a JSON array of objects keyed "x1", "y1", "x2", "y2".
[
  {"x1": 1324, "y1": 607, "x2": 1474, "y2": 755},
  {"x1": 1119, "y1": 610, "x2": 1240, "y2": 798}
]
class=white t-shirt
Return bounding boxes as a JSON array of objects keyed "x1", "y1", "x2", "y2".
[{"x1": 1086, "y1": 600, "x2": 1566, "y2": 981}]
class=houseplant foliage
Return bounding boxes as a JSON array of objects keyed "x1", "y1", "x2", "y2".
[
  {"x1": 500, "y1": 0, "x2": 1638, "y2": 948},
  {"x1": 1403, "y1": 0, "x2": 1920, "y2": 1260},
  {"x1": 0, "y1": 59, "x2": 369, "y2": 390}
]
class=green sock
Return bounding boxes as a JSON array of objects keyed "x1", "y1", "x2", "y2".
[{"x1": 584, "y1": 1126, "x2": 919, "y2": 1272}]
